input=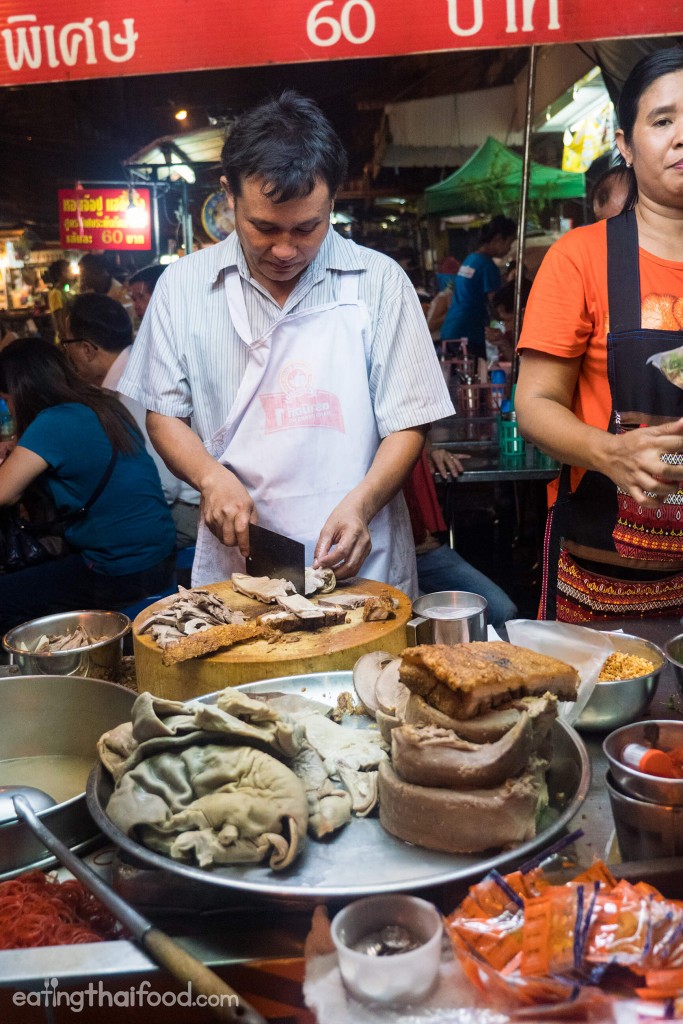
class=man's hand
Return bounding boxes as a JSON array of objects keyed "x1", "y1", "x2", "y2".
[
  {"x1": 313, "y1": 496, "x2": 371, "y2": 580},
  {"x1": 200, "y1": 464, "x2": 257, "y2": 556},
  {"x1": 600, "y1": 419, "x2": 683, "y2": 507},
  {"x1": 427, "y1": 447, "x2": 470, "y2": 479}
]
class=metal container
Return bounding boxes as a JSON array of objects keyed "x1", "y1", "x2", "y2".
[
  {"x1": 664, "y1": 633, "x2": 683, "y2": 699},
  {"x1": 407, "y1": 591, "x2": 487, "y2": 646},
  {"x1": 606, "y1": 771, "x2": 683, "y2": 860},
  {"x1": 87, "y1": 671, "x2": 591, "y2": 904},
  {"x1": 603, "y1": 720, "x2": 683, "y2": 806},
  {"x1": 3, "y1": 610, "x2": 130, "y2": 680},
  {"x1": 576, "y1": 632, "x2": 664, "y2": 732},
  {"x1": 0, "y1": 674, "x2": 135, "y2": 877}
]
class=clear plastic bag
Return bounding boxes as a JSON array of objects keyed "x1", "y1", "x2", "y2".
[{"x1": 504, "y1": 620, "x2": 614, "y2": 725}]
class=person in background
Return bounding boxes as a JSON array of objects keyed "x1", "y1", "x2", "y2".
[
  {"x1": 119, "y1": 91, "x2": 453, "y2": 594},
  {"x1": 426, "y1": 275, "x2": 455, "y2": 343},
  {"x1": 128, "y1": 264, "x2": 166, "y2": 324},
  {"x1": 515, "y1": 46, "x2": 683, "y2": 622},
  {"x1": 46, "y1": 259, "x2": 73, "y2": 344},
  {"x1": 440, "y1": 216, "x2": 517, "y2": 362},
  {"x1": 0, "y1": 339, "x2": 175, "y2": 633},
  {"x1": 483, "y1": 279, "x2": 532, "y2": 365},
  {"x1": 403, "y1": 446, "x2": 517, "y2": 628},
  {"x1": 591, "y1": 164, "x2": 632, "y2": 221},
  {"x1": 78, "y1": 254, "x2": 134, "y2": 320},
  {"x1": 65, "y1": 293, "x2": 200, "y2": 548}
]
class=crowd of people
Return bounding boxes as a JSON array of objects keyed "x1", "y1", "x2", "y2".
[{"x1": 1, "y1": 45, "x2": 681, "y2": 634}]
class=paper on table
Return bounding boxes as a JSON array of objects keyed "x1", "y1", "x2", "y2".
[
  {"x1": 304, "y1": 949, "x2": 510, "y2": 1024},
  {"x1": 505, "y1": 619, "x2": 614, "y2": 725}
]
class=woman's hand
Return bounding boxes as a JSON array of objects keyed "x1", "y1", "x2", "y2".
[
  {"x1": 600, "y1": 420, "x2": 683, "y2": 506},
  {"x1": 427, "y1": 447, "x2": 470, "y2": 479}
]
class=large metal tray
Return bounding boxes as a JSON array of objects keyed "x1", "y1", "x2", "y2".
[{"x1": 86, "y1": 671, "x2": 591, "y2": 902}]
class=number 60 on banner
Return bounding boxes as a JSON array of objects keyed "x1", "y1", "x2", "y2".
[{"x1": 306, "y1": 0, "x2": 376, "y2": 45}]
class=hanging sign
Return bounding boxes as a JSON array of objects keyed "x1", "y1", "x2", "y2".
[
  {"x1": 58, "y1": 188, "x2": 151, "y2": 251},
  {"x1": 1, "y1": 1, "x2": 681, "y2": 87}
]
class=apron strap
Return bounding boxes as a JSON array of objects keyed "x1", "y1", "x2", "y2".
[
  {"x1": 224, "y1": 266, "x2": 254, "y2": 347},
  {"x1": 607, "y1": 210, "x2": 641, "y2": 333},
  {"x1": 541, "y1": 464, "x2": 573, "y2": 620}
]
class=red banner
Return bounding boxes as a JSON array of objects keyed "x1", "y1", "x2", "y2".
[
  {"x1": 1, "y1": 1, "x2": 681, "y2": 87},
  {"x1": 58, "y1": 188, "x2": 152, "y2": 251}
]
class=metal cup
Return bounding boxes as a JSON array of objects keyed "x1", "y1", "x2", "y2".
[{"x1": 407, "y1": 591, "x2": 488, "y2": 646}]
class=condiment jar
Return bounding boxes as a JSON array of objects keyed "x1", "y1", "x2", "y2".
[{"x1": 622, "y1": 742, "x2": 679, "y2": 779}]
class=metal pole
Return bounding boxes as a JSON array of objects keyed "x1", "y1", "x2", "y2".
[
  {"x1": 181, "y1": 180, "x2": 194, "y2": 255},
  {"x1": 151, "y1": 182, "x2": 161, "y2": 263},
  {"x1": 511, "y1": 44, "x2": 538, "y2": 385}
]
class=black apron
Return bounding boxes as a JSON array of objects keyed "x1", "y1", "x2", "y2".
[{"x1": 541, "y1": 211, "x2": 683, "y2": 620}]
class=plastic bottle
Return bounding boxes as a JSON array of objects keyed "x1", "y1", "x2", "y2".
[
  {"x1": 622, "y1": 742, "x2": 679, "y2": 779},
  {"x1": 0, "y1": 398, "x2": 15, "y2": 441}
]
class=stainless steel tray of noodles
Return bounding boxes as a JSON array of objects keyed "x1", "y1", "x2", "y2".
[{"x1": 87, "y1": 671, "x2": 591, "y2": 904}]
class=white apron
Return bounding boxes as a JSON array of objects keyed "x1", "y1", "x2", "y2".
[{"x1": 192, "y1": 268, "x2": 417, "y2": 596}]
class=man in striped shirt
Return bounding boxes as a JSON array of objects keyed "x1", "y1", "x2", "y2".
[{"x1": 119, "y1": 92, "x2": 453, "y2": 594}]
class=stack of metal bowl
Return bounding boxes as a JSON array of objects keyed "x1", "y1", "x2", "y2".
[
  {"x1": 576, "y1": 632, "x2": 665, "y2": 732},
  {"x1": 3, "y1": 609, "x2": 130, "y2": 680},
  {"x1": 664, "y1": 633, "x2": 683, "y2": 700},
  {"x1": 603, "y1": 720, "x2": 683, "y2": 860}
]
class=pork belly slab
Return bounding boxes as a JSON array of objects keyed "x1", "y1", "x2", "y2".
[
  {"x1": 399, "y1": 642, "x2": 578, "y2": 720},
  {"x1": 378, "y1": 760, "x2": 548, "y2": 853}
]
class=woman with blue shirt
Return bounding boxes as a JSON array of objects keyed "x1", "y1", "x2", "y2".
[
  {"x1": 441, "y1": 216, "x2": 517, "y2": 362},
  {"x1": 0, "y1": 339, "x2": 176, "y2": 632}
]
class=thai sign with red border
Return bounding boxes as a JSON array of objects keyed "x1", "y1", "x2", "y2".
[
  {"x1": 1, "y1": 1, "x2": 681, "y2": 87},
  {"x1": 58, "y1": 188, "x2": 152, "y2": 251}
]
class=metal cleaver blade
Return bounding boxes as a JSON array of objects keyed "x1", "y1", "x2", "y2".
[{"x1": 246, "y1": 524, "x2": 306, "y2": 595}]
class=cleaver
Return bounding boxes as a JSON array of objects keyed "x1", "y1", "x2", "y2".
[{"x1": 246, "y1": 523, "x2": 306, "y2": 595}]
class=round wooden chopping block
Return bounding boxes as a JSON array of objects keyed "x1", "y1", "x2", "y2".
[{"x1": 132, "y1": 578, "x2": 412, "y2": 701}]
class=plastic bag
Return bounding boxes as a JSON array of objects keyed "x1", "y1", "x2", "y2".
[{"x1": 504, "y1": 620, "x2": 614, "y2": 725}]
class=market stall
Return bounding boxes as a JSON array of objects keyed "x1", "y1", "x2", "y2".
[{"x1": 2, "y1": 4, "x2": 683, "y2": 1022}]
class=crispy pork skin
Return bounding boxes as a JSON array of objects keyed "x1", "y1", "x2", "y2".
[
  {"x1": 399, "y1": 642, "x2": 578, "y2": 720},
  {"x1": 390, "y1": 712, "x2": 532, "y2": 790},
  {"x1": 378, "y1": 760, "x2": 546, "y2": 853}
]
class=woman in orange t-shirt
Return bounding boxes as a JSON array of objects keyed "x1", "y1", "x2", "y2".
[{"x1": 516, "y1": 46, "x2": 683, "y2": 622}]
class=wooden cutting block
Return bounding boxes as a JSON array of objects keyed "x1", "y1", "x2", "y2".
[{"x1": 132, "y1": 577, "x2": 412, "y2": 701}]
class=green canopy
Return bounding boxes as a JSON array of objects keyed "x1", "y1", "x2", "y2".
[{"x1": 424, "y1": 136, "x2": 585, "y2": 217}]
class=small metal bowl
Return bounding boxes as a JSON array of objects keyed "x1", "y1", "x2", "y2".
[
  {"x1": 664, "y1": 633, "x2": 683, "y2": 700},
  {"x1": 604, "y1": 720, "x2": 683, "y2": 806},
  {"x1": 3, "y1": 610, "x2": 131, "y2": 680},
  {"x1": 575, "y1": 632, "x2": 664, "y2": 732}
]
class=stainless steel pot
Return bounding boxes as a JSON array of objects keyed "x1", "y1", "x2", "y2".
[
  {"x1": 3, "y1": 610, "x2": 130, "y2": 679},
  {"x1": 0, "y1": 674, "x2": 135, "y2": 877}
]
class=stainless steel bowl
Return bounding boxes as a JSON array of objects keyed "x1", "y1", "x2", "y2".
[
  {"x1": 606, "y1": 771, "x2": 683, "y2": 860},
  {"x1": 604, "y1": 720, "x2": 683, "y2": 806},
  {"x1": 664, "y1": 633, "x2": 683, "y2": 700},
  {"x1": 3, "y1": 610, "x2": 130, "y2": 680},
  {"x1": 575, "y1": 632, "x2": 664, "y2": 732},
  {"x1": 0, "y1": 674, "x2": 135, "y2": 877}
]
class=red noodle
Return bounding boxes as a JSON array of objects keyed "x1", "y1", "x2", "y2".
[{"x1": 0, "y1": 869, "x2": 120, "y2": 949}]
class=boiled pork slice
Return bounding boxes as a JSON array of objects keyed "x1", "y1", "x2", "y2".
[
  {"x1": 231, "y1": 573, "x2": 296, "y2": 603},
  {"x1": 390, "y1": 713, "x2": 532, "y2": 790},
  {"x1": 276, "y1": 593, "x2": 324, "y2": 621}
]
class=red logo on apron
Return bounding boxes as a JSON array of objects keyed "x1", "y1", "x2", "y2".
[{"x1": 259, "y1": 362, "x2": 346, "y2": 433}]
